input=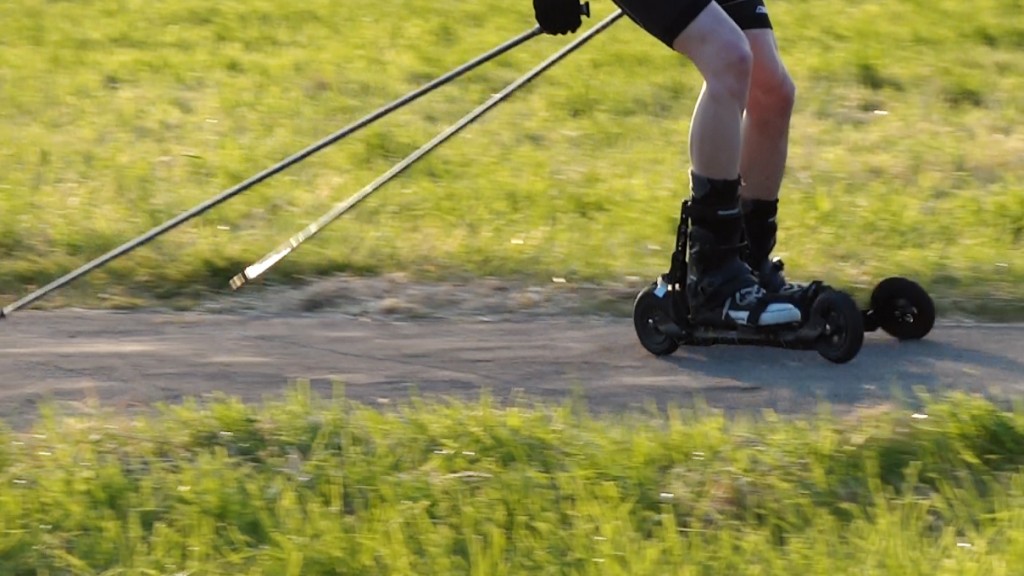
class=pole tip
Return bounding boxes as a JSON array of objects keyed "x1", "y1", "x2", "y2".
[{"x1": 229, "y1": 273, "x2": 247, "y2": 291}]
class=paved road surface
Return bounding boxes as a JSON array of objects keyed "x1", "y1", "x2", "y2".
[{"x1": 1, "y1": 310, "x2": 1021, "y2": 427}]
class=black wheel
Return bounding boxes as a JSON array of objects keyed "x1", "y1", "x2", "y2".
[
  {"x1": 869, "y1": 277, "x2": 935, "y2": 341},
  {"x1": 633, "y1": 284, "x2": 680, "y2": 356},
  {"x1": 812, "y1": 290, "x2": 864, "y2": 364}
]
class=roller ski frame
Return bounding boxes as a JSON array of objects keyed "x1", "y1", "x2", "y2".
[{"x1": 632, "y1": 200, "x2": 936, "y2": 364}]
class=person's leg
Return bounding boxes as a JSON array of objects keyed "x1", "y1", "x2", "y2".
[
  {"x1": 740, "y1": 28, "x2": 796, "y2": 290},
  {"x1": 670, "y1": 7, "x2": 752, "y2": 179},
  {"x1": 611, "y1": 0, "x2": 749, "y2": 177},
  {"x1": 741, "y1": 28, "x2": 795, "y2": 201},
  {"x1": 717, "y1": 0, "x2": 796, "y2": 290}
]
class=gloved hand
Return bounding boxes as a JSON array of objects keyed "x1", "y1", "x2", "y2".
[{"x1": 533, "y1": 0, "x2": 583, "y2": 35}]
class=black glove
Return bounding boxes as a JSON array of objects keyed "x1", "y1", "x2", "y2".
[{"x1": 533, "y1": 0, "x2": 582, "y2": 35}]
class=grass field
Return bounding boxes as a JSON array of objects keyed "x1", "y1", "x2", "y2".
[
  {"x1": 1, "y1": 0, "x2": 1022, "y2": 312},
  {"x1": 0, "y1": 390, "x2": 1022, "y2": 574}
]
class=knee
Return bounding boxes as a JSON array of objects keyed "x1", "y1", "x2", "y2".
[
  {"x1": 749, "y1": 67, "x2": 796, "y2": 118},
  {"x1": 702, "y1": 40, "x2": 754, "y2": 105}
]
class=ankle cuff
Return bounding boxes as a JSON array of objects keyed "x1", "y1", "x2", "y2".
[
  {"x1": 740, "y1": 198, "x2": 779, "y2": 218},
  {"x1": 690, "y1": 171, "x2": 741, "y2": 201}
]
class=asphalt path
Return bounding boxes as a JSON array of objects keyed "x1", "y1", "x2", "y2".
[{"x1": 1, "y1": 309, "x2": 1021, "y2": 427}]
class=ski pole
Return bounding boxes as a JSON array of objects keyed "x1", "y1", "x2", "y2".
[
  {"x1": 0, "y1": 24, "x2": 560, "y2": 320},
  {"x1": 230, "y1": 9, "x2": 624, "y2": 290}
]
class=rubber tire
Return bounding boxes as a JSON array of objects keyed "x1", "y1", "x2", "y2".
[
  {"x1": 869, "y1": 277, "x2": 935, "y2": 341},
  {"x1": 812, "y1": 290, "x2": 865, "y2": 364},
  {"x1": 633, "y1": 284, "x2": 680, "y2": 357}
]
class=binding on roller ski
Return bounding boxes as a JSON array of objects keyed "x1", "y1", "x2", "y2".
[{"x1": 632, "y1": 174, "x2": 936, "y2": 364}]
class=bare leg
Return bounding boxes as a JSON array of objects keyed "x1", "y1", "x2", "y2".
[
  {"x1": 737, "y1": 29, "x2": 796, "y2": 290},
  {"x1": 740, "y1": 29, "x2": 796, "y2": 201},
  {"x1": 671, "y1": 6, "x2": 752, "y2": 180}
]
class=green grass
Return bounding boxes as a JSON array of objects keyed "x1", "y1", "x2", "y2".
[
  {"x1": 1, "y1": 0, "x2": 1022, "y2": 312},
  {"x1": 1, "y1": 388, "x2": 1024, "y2": 574}
]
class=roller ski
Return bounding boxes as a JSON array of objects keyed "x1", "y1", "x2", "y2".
[{"x1": 632, "y1": 173, "x2": 867, "y2": 364}]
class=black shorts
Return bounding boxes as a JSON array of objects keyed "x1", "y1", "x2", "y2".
[{"x1": 611, "y1": 0, "x2": 773, "y2": 48}]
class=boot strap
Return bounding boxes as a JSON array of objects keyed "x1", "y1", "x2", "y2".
[
  {"x1": 744, "y1": 293, "x2": 794, "y2": 326},
  {"x1": 684, "y1": 203, "x2": 742, "y2": 223}
]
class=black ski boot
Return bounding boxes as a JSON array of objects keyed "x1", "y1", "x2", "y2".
[
  {"x1": 740, "y1": 198, "x2": 787, "y2": 293},
  {"x1": 686, "y1": 173, "x2": 801, "y2": 327}
]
